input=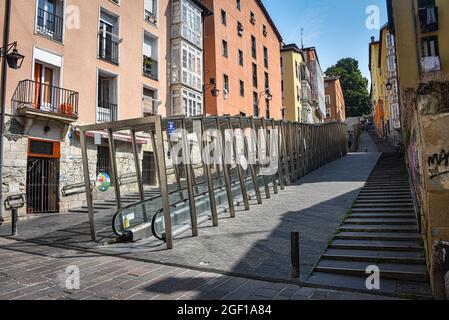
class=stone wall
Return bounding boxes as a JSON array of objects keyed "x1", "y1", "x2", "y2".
[{"x1": 402, "y1": 81, "x2": 449, "y2": 296}]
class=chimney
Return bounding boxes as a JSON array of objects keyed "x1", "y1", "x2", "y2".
[{"x1": 371, "y1": 36, "x2": 375, "y2": 43}]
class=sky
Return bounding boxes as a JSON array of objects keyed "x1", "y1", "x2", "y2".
[{"x1": 264, "y1": 0, "x2": 388, "y2": 83}]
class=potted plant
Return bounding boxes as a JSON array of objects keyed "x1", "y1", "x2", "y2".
[{"x1": 144, "y1": 56, "x2": 154, "y2": 68}]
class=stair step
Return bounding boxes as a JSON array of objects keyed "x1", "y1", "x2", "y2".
[
  {"x1": 356, "y1": 198, "x2": 412, "y2": 202},
  {"x1": 340, "y1": 225, "x2": 418, "y2": 233},
  {"x1": 345, "y1": 218, "x2": 417, "y2": 225},
  {"x1": 351, "y1": 208, "x2": 415, "y2": 213},
  {"x1": 325, "y1": 248, "x2": 425, "y2": 263},
  {"x1": 353, "y1": 203, "x2": 414, "y2": 208},
  {"x1": 314, "y1": 266, "x2": 428, "y2": 282},
  {"x1": 350, "y1": 213, "x2": 415, "y2": 219},
  {"x1": 334, "y1": 232, "x2": 421, "y2": 241},
  {"x1": 329, "y1": 242, "x2": 422, "y2": 252},
  {"x1": 307, "y1": 272, "x2": 432, "y2": 298}
]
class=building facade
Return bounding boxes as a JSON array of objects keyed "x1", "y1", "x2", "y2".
[
  {"x1": 324, "y1": 76, "x2": 346, "y2": 123},
  {"x1": 387, "y1": 0, "x2": 449, "y2": 295},
  {"x1": 202, "y1": 0, "x2": 283, "y2": 119},
  {"x1": 280, "y1": 44, "x2": 306, "y2": 122},
  {"x1": 369, "y1": 37, "x2": 384, "y2": 136},
  {"x1": 0, "y1": 0, "x2": 210, "y2": 216},
  {"x1": 301, "y1": 47, "x2": 326, "y2": 123}
]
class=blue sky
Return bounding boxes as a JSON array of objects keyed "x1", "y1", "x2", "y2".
[{"x1": 264, "y1": 0, "x2": 388, "y2": 82}]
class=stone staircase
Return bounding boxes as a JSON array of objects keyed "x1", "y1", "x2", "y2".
[{"x1": 307, "y1": 153, "x2": 432, "y2": 298}]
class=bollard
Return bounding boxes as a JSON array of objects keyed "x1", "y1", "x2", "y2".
[
  {"x1": 4, "y1": 194, "x2": 25, "y2": 237},
  {"x1": 291, "y1": 232, "x2": 300, "y2": 279},
  {"x1": 11, "y1": 208, "x2": 18, "y2": 236}
]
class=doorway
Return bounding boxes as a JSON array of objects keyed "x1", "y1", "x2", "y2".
[
  {"x1": 26, "y1": 139, "x2": 60, "y2": 214},
  {"x1": 142, "y1": 151, "x2": 157, "y2": 186}
]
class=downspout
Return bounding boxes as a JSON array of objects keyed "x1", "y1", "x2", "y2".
[
  {"x1": 202, "y1": 13, "x2": 206, "y2": 116},
  {"x1": 0, "y1": 0, "x2": 12, "y2": 224}
]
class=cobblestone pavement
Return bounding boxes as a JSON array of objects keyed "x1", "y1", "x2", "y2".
[
  {"x1": 0, "y1": 238, "x2": 393, "y2": 300},
  {"x1": 357, "y1": 131, "x2": 380, "y2": 153},
  {"x1": 0, "y1": 152, "x2": 381, "y2": 284}
]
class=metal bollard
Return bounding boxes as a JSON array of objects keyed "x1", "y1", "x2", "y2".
[
  {"x1": 291, "y1": 232, "x2": 300, "y2": 279},
  {"x1": 11, "y1": 208, "x2": 18, "y2": 236}
]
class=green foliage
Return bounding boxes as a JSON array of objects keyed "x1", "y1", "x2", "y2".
[{"x1": 325, "y1": 58, "x2": 371, "y2": 117}]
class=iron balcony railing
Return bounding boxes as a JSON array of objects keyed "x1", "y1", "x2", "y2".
[
  {"x1": 98, "y1": 35, "x2": 119, "y2": 64},
  {"x1": 36, "y1": 8, "x2": 64, "y2": 42},
  {"x1": 145, "y1": 10, "x2": 157, "y2": 25},
  {"x1": 97, "y1": 101, "x2": 118, "y2": 123},
  {"x1": 11, "y1": 80, "x2": 79, "y2": 119},
  {"x1": 143, "y1": 55, "x2": 158, "y2": 80}
]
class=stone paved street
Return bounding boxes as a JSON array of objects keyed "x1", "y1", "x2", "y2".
[
  {"x1": 0, "y1": 152, "x2": 380, "y2": 283},
  {"x1": 0, "y1": 238, "x2": 392, "y2": 300}
]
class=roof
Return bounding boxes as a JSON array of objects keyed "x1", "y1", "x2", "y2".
[
  {"x1": 192, "y1": 0, "x2": 213, "y2": 16},
  {"x1": 325, "y1": 76, "x2": 340, "y2": 82},
  {"x1": 301, "y1": 46, "x2": 321, "y2": 66},
  {"x1": 281, "y1": 43, "x2": 306, "y2": 60}
]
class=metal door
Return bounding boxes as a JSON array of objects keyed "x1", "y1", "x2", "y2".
[{"x1": 26, "y1": 157, "x2": 60, "y2": 214}]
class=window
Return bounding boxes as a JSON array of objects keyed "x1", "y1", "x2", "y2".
[
  {"x1": 36, "y1": 0, "x2": 64, "y2": 42},
  {"x1": 251, "y1": 35, "x2": 257, "y2": 59},
  {"x1": 263, "y1": 24, "x2": 268, "y2": 36},
  {"x1": 240, "y1": 80, "x2": 245, "y2": 97},
  {"x1": 223, "y1": 74, "x2": 229, "y2": 99},
  {"x1": 237, "y1": 22, "x2": 244, "y2": 37},
  {"x1": 418, "y1": 0, "x2": 435, "y2": 8},
  {"x1": 143, "y1": 32, "x2": 158, "y2": 80},
  {"x1": 238, "y1": 49, "x2": 244, "y2": 66},
  {"x1": 144, "y1": 0, "x2": 157, "y2": 24},
  {"x1": 422, "y1": 36, "x2": 439, "y2": 57},
  {"x1": 236, "y1": 0, "x2": 241, "y2": 11},
  {"x1": 98, "y1": 9, "x2": 120, "y2": 64},
  {"x1": 250, "y1": 11, "x2": 256, "y2": 24},
  {"x1": 221, "y1": 9, "x2": 227, "y2": 26},
  {"x1": 142, "y1": 87, "x2": 158, "y2": 116},
  {"x1": 177, "y1": 88, "x2": 202, "y2": 117},
  {"x1": 265, "y1": 99, "x2": 270, "y2": 119},
  {"x1": 263, "y1": 46, "x2": 268, "y2": 68},
  {"x1": 171, "y1": 41, "x2": 203, "y2": 91},
  {"x1": 296, "y1": 85, "x2": 300, "y2": 102},
  {"x1": 295, "y1": 62, "x2": 300, "y2": 79},
  {"x1": 253, "y1": 92, "x2": 259, "y2": 117},
  {"x1": 264, "y1": 72, "x2": 269, "y2": 90},
  {"x1": 172, "y1": 0, "x2": 202, "y2": 48},
  {"x1": 252, "y1": 63, "x2": 258, "y2": 88},
  {"x1": 222, "y1": 40, "x2": 228, "y2": 58}
]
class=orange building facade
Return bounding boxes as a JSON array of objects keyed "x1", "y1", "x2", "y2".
[
  {"x1": 324, "y1": 76, "x2": 346, "y2": 123},
  {"x1": 203, "y1": 0, "x2": 283, "y2": 119}
]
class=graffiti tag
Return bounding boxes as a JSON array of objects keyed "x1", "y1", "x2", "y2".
[{"x1": 428, "y1": 150, "x2": 449, "y2": 180}]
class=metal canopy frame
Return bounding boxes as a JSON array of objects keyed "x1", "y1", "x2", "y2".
[{"x1": 79, "y1": 116, "x2": 347, "y2": 250}]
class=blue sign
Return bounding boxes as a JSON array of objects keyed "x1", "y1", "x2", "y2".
[{"x1": 168, "y1": 121, "x2": 176, "y2": 137}]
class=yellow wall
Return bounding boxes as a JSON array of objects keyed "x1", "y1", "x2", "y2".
[
  {"x1": 281, "y1": 49, "x2": 303, "y2": 122},
  {"x1": 393, "y1": 0, "x2": 449, "y2": 90},
  {"x1": 380, "y1": 27, "x2": 389, "y2": 124}
]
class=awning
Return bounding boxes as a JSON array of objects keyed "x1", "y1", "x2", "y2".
[{"x1": 73, "y1": 126, "x2": 148, "y2": 145}]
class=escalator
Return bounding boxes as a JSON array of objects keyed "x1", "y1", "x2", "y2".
[{"x1": 112, "y1": 167, "x2": 270, "y2": 243}]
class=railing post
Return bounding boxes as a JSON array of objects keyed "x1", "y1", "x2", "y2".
[
  {"x1": 241, "y1": 117, "x2": 262, "y2": 205},
  {"x1": 108, "y1": 129, "x2": 122, "y2": 210}
]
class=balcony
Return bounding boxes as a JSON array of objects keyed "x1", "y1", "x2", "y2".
[
  {"x1": 36, "y1": 8, "x2": 63, "y2": 42},
  {"x1": 142, "y1": 96, "x2": 159, "y2": 116},
  {"x1": 145, "y1": 10, "x2": 157, "y2": 25},
  {"x1": 143, "y1": 56, "x2": 158, "y2": 80},
  {"x1": 97, "y1": 101, "x2": 118, "y2": 123},
  {"x1": 421, "y1": 56, "x2": 441, "y2": 72},
  {"x1": 419, "y1": 6, "x2": 438, "y2": 33},
  {"x1": 12, "y1": 80, "x2": 79, "y2": 122},
  {"x1": 98, "y1": 36, "x2": 119, "y2": 65}
]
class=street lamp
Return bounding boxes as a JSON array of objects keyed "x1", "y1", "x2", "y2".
[{"x1": 386, "y1": 80, "x2": 393, "y2": 91}]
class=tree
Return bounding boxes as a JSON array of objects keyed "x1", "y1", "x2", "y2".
[{"x1": 325, "y1": 58, "x2": 371, "y2": 117}]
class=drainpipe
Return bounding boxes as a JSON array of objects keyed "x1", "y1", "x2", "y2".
[
  {"x1": 0, "y1": 0, "x2": 12, "y2": 224},
  {"x1": 202, "y1": 13, "x2": 207, "y2": 116}
]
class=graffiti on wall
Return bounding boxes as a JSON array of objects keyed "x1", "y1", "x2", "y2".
[{"x1": 428, "y1": 150, "x2": 449, "y2": 180}]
